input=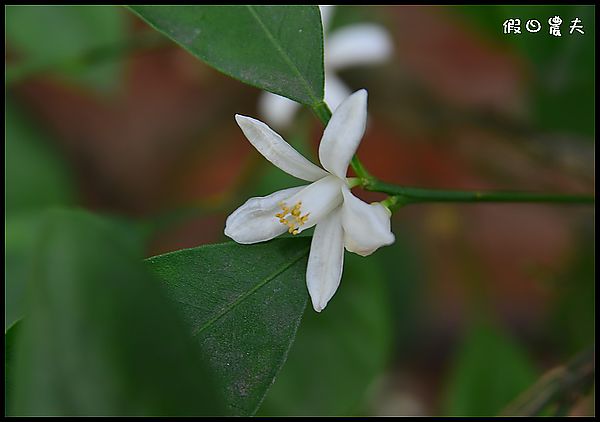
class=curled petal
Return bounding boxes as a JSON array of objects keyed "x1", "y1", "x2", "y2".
[
  {"x1": 257, "y1": 91, "x2": 301, "y2": 130},
  {"x1": 224, "y1": 186, "x2": 305, "y2": 244},
  {"x1": 284, "y1": 175, "x2": 344, "y2": 234},
  {"x1": 341, "y1": 187, "x2": 395, "y2": 256},
  {"x1": 306, "y1": 207, "x2": 345, "y2": 312},
  {"x1": 324, "y1": 72, "x2": 352, "y2": 113},
  {"x1": 325, "y1": 24, "x2": 394, "y2": 70},
  {"x1": 235, "y1": 115, "x2": 329, "y2": 182},
  {"x1": 318, "y1": 89, "x2": 368, "y2": 178}
]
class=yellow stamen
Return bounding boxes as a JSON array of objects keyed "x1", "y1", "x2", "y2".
[{"x1": 276, "y1": 201, "x2": 308, "y2": 235}]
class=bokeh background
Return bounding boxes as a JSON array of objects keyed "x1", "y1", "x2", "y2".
[{"x1": 5, "y1": 5, "x2": 595, "y2": 416}]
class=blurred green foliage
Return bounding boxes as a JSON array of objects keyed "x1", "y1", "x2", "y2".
[
  {"x1": 5, "y1": 98, "x2": 76, "y2": 217},
  {"x1": 457, "y1": 5, "x2": 595, "y2": 138},
  {"x1": 376, "y1": 223, "x2": 425, "y2": 357},
  {"x1": 6, "y1": 5, "x2": 125, "y2": 91},
  {"x1": 8, "y1": 209, "x2": 226, "y2": 416},
  {"x1": 549, "y1": 232, "x2": 595, "y2": 355},
  {"x1": 442, "y1": 317, "x2": 537, "y2": 416},
  {"x1": 5, "y1": 212, "x2": 148, "y2": 332},
  {"x1": 5, "y1": 215, "x2": 43, "y2": 330},
  {"x1": 5, "y1": 97, "x2": 77, "y2": 329}
]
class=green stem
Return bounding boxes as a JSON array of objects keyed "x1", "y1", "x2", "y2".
[
  {"x1": 308, "y1": 101, "x2": 595, "y2": 208},
  {"x1": 311, "y1": 100, "x2": 331, "y2": 126},
  {"x1": 368, "y1": 181, "x2": 595, "y2": 206}
]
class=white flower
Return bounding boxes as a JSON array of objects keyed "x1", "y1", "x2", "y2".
[
  {"x1": 258, "y1": 5, "x2": 394, "y2": 129},
  {"x1": 225, "y1": 90, "x2": 395, "y2": 312}
]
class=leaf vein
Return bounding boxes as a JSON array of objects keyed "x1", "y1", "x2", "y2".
[
  {"x1": 245, "y1": 5, "x2": 321, "y2": 105},
  {"x1": 192, "y1": 246, "x2": 309, "y2": 336}
]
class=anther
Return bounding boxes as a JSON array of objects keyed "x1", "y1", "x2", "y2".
[{"x1": 276, "y1": 201, "x2": 309, "y2": 234}]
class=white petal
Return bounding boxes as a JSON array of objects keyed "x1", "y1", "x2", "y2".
[
  {"x1": 341, "y1": 186, "x2": 395, "y2": 256},
  {"x1": 235, "y1": 115, "x2": 329, "y2": 182},
  {"x1": 318, "y1": 89, "x2": 368, "y2": 178},
  {"x1": 325, "y1": 24, "x2": 394, "y2": 70},
  {"x1": 324, "y1": 72, "x2": 352, "y2": 113},
  {"x1": 319, "y1": 5, "x2": 335, "y2": 33},
  {"x1": 284, "y1": 175, "x2": 344, "y2": 233},
  {"x1": 306, "y1": 207, "x2": 344, "y2": 312},
  {"x1": 257, "y1": 91, "x2": 301, "y2": 130},
  {"x1": 224, "y1": 186, "x2": 305, "y2": 244}
]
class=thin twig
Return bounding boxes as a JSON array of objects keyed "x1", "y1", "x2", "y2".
[{"x1": 501, "y1": 347, "x2": 595, "y2": 416}]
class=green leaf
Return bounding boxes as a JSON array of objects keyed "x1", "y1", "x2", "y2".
[
  {"x1": 145, "y1": 238, "x2": 311, "y2": 415},
  {"x1": 442, "y1": 318, "x2": 537, "y2": 416},
  {"x1": 10, "y1": 209, "x2": 226, "y2": 416},
  {"x1": 6, "y1": 97, "x2": 78, "y2": 330},
  {"x1": 258, "y1": 252, "x2": 393, "y2": 416},
  {"x1": 5, "y1": 321, "x2": 22, "y2": 416},
  {"x1": 6, "y1": 5, "x2": 126, "y2": 91},
  {"x1": 5, "y1": 215, "x2": 43, "y2": 331},
  {"x1": 129, "y1": 5, "x2": 324, "y2": 105},
  {"x1": 5, "y1": 212, "x2": 146, "y2": 331}
]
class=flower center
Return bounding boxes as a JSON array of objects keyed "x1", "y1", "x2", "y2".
[{"x1": 275, "y1": 201, "x2": 310, "y2": 235}]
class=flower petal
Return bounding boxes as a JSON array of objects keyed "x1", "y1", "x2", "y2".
[
  {"x1": 341, "y1": 187, "x2": 395, "y2": 256},
  {"x1": 318, "y1": 89, "x2": 368, "y2": 178},
  {"x1": 325, "y1": 24, "x2": 394, "y2": 70},
  {"x1": 235, "y1": 114, "x2": 329, "y2": 182},
  {"x1": 257, "y1": 91, "x2": 301, "y2": 130},
  {"x1": 306, "y1": 207, "x2": 344, "y2": 312},
  {"x1": 324, "y1": 72, "x2": 352, "y2": 113},
  {"x1": 224, "y1": 186, "x2": 305, "y2": 244},
  {"x1": 284, "y1": 175, "x2": 344, "y2": 234},
  {"x1": 319, "y1": 5, "x2": 335, "y2": 32}
]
